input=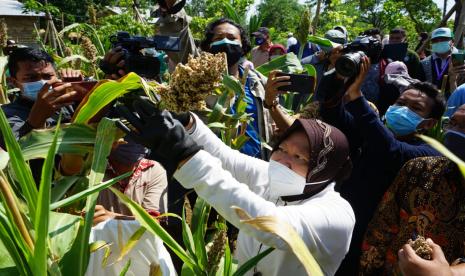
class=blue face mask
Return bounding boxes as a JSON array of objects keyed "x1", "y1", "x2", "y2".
[
  {"x1": 22, "y1": 80, "x2": 47, "y2": 101},
  {"x1": 385, "y1": 105, "x2": 424, "y2": 136},
  {"x1": 210, "y1": 38, "x2": 241, "y2": 47},
  {"x1": 432, "y1": 41, "x2": 451, "y2": 54}
]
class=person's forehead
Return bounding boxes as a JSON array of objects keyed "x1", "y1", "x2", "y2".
[
  {"x1": 17, "y1": 60, "x2": 55, "y2": 75},
  {"x1": 283, "y1": 131, "x2": 310, "y2": 151},
  {"x1": 213, "y1": 23, "x2": 240, "y2": 36}
]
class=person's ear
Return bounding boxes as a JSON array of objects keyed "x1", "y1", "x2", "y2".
[
  {"x1": 8, "y1": 76, "x2": 20, "y2": 89},
  {"x1": 418, "y1": 118, "x2": 437, "y2": 131}
]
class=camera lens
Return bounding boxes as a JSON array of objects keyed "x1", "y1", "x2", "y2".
[{"x1": 335, "y1": 51, "x2": 365, "y2": 77}]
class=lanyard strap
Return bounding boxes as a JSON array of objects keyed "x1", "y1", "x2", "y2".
[{"x1": 434, "y1": 56, "x2": 450, "y2": 82}]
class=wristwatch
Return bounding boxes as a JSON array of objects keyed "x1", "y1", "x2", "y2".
[{"x1": 263, "y1": 98, "x2": 279, "y2": 109}]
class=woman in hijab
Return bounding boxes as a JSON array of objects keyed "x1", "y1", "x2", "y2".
[{"x1": 117, "y1": 98, "x2": 355, "y2": 276}]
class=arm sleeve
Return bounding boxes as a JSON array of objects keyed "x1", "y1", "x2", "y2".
[
  {"x1": 142, "y1": 164, "x2": 168, "y2": 214},
  {"x1": 345, "y1": 97, "x2": 439, "y2": 161},
  {"x1": 189, "y1": 114, "x2": 269, "y2": 194},
  {"x1": 0, "y1": 114, "x2": 33, "y2": 149},
  {"x1": 301, "y1": 54, "x2": 319, "y2": 65},
  {"x1": 320, "y1": 100, "x2": 363, "y2": 152},
  {"x1": 174, "y1": 150, "x2": 355, "y2": 253},
  {"x1": 156, "y1": 8, "x2": 200, "y2": 65},
  {"x1": 359, "y1": 168, "x2": 403, "y2": 274}
]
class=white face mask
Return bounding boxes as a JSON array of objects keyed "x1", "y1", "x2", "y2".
[
  {"x1": 268, "y1": 160, "x2": 307, "y2": 198},
  {"x1": 21, "y1": 79, "x2": 47, "y2": 101}
]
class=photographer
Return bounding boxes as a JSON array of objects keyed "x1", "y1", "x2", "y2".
[
  {"x1": 2, "y1": 48, "x2": 86, "y2": 147},
  {"x1": 318, "y1": 57, "x2": 445, "y2": 275},
  {"x1": 102, "y1": 0, "x2": 273, "y2": 160}
]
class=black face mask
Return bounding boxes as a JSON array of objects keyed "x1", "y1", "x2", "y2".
[
  {"x1": 209, "y1": 40, "x2": 243, "y2": 68},
  {"x1": 444, "y1": 130, "x2": 465, "y2": 161}
]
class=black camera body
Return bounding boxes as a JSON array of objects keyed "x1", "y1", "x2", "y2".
[
  {"x1": 106, "y1": 31, "x2": 181, "y2": 79},
  {"x1": 335, "y1": 36, "x2": 383, "y2": 77}
]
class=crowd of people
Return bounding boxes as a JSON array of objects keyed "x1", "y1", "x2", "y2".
[{"x1": 2, "y1": 0, "x2": 465, "y2": 275}]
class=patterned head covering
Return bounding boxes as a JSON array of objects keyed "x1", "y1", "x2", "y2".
[{"x1": 274, "y1": 119, "x2": 352, "y2": 184}]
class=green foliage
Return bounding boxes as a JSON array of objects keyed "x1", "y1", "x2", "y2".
[{"x1": 257, "y1": 0, "x2": 306, "y2": 33}]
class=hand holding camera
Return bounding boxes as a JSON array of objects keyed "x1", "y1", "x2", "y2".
[
  {"x1": 27, "y1": 80, "x2": 80, "y2": 128},
  {"x1": 345, "y1": 56, "x2": 371, "y2": 102}
]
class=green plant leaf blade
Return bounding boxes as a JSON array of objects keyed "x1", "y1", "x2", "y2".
[
  {"x1": 109, "y1": 187, "x2": 198, "y2": 272},
  {"x1": 33, "y1": 117, "x2": 61, "y2": 276},
  {"x1": 0, "y1": 109, "x2": 37, "y2": 219},
  {"x1": 255, "y1": 53, "x2": 303, "y2": 76},
  {"x1": 232, "y1": 247, "x2": 274, "y2": 276}
]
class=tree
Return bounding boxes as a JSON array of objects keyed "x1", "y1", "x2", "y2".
[{"x1": 257, "y1": 0, "x2": 306, "y2": 33}]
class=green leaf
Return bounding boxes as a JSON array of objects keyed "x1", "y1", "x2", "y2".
[
  {"x1": 223, "y1": 237, "x2": 232, "y2": 276},
  {"x1": 418, "y1": 134, "x2": 465, "y2": 177},
  {"x1": 223, "y1": 75, "x2": 244, "y2": 98},
  {"x1": 232, "y1": 247, "x2": 274, "y2": 276},
  {"x1": 303, "y1": 64, "x2": 317, "y2": 78},
  {"x1": 223, "y1": 2, "x2": 242, "y2": 25},
  {"x1": 0, "y1": 109, "x2": 37, "y2": 220},
  {"x1": 231, "y1": 135, "x2": 250, "y2": 151},
  {"x1": 181, "y1": 207, "x2": 196, "y2": 259},
  {"x1": 51, "y1": 176, "x2": 81, "y2": 203},
  {"x1": 20, "y1": 124, "x2": 96, "y2": 160},
  {"x1": 109, "y1": 187, "x2": 200, "y2": 273},
  {"x1": 50, "y1": 171, "x2": 132, "y2": 210},
  {"x1": 255, "y1": 53, "x2": 303, "y2": 76},
  {"x1": 48, "y1": 212, "x2": 81, "y2": 261},
  {"x1": 73, "y1": 73, "x2": 150, "y2": 124},
  {"x1": 119, "y1": 259, "x2": 131, "y2": 276},
  {"x1": 207, "y1": 122, "x2": 227, "y2": 129},
  {"x1": 72, "y1": 118, "x2": 118, "y2": 276},
  {"x1": 191, "y1": 197, "x2": 210, "y2": 271},
  {"x1": 308, "y1": 35, "x2": 340, "y2": 51},
  {"x1": 33, "y1": 117, "x2": 61, "y2": 276},
  {"x1": 0, "y1": 215, "x2": 29, "y2": 275},
  {"x1": 116, "y1": 227, "x2": 146, "y2": 262}
]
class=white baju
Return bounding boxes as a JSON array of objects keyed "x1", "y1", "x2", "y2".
[{"x1": 173, "y1": 116, "x2": 355, "y2": 276}]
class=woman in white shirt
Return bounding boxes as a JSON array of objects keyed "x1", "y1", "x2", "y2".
[{"x1": 116, "y1": 99, "x2": 355, "y2": 275}]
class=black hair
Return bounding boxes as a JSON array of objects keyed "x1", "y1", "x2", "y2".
[
  {"x1": 390, "y1": 27, "x2": 406, "y2": 37},
  {"x1": 200, "y1": 18, "x2": 252, "y2": 56},
  {"x1": 363, "y1": 28, "x2": 381, "y2": 36},
  {"x1": 8, "y1": 47, "x2": 55, "y2": 78},
  {"x1": 407, "y1": 82, "x2": 445, "y2": 119}
]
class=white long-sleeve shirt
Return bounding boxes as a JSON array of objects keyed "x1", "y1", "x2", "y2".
[{"x1": 174, "y1": 116, "x2": 355, "y2": 276}]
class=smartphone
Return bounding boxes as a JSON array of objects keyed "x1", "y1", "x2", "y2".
[
  {"x1": 69, "y1": 81, "x2": 98, "y2": 93},
  {"x1": 382, "y1": 43, "x2": 408, "y2": 61},
  {"x1": 275, "y1": 72, "x2": 315, "y2": 95},
  {"x1": 452, "y1": 53, "x2": 465, "y2": 66}
]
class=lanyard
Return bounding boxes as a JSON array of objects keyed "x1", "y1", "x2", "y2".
[{"x1": 434, "y1": 56, "x2": 450, "y2": 82}]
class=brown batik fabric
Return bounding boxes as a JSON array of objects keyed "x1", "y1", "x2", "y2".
[{"x1": 359, "y1": 156, "x2": 465, "y2": 276}]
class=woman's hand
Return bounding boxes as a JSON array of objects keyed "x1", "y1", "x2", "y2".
[
  {"x1": 92, "y1": 205, "x2": 116, "y2": 226},
  {"x1": 398, "y1": 238, "x2": 453, "y2": 276},
  {"x1": 265, "y1": 70, "x2": 291, "y2": 107},
  {"x1": 345, "y1": 56, "x2": 370, "y2": 102}
]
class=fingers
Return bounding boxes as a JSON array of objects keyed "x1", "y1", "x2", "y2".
[
  {"x1": 51, "y1": 91, "x2": 78, "y2": 105},
  {"x1": 427, "y1": 238, "x2": 446, "y2": 261},
  {"x1": 108, "y1": 47, "x2": 125, "y2": 65},
  {"x1": 115, "y1": 105, "x2": 145, "y2": 130},
  {"x1": 133, "y1": 98, "x2": 158, "y2": 119}
]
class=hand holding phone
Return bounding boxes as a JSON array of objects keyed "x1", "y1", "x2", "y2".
[
  {"x1": 275, "y1": 72, "x2": 315, "y2": 95},
  {"x1": 451, "y1": 53, "x2": 465, "y2": 67}
]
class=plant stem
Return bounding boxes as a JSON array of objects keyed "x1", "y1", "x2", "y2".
[{"x1": 0, "y1": 170, "x2": 34, "y2": 251}]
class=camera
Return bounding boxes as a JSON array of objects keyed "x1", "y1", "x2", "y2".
[
  {"x1": 335, "y1": 36, "x2": 383, "y2": 78},
  {"x1": 102, "y1": 32, "x2": 181, "y2": 79}
]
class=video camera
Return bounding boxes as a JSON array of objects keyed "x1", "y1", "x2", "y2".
[
  {"x1": 335, "y1": 36, "x2": 382, "y2": 78},
  {"x1": 103, "y1": 31, "x2": 181, "y2": 79}
]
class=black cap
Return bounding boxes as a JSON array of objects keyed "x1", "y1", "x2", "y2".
[{"x1": 252, "y1": 27, "x2": 270, "y2": 37}]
